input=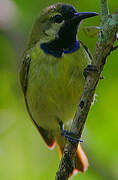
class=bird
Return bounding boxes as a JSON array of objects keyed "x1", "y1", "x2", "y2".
[{"x1": 20, "y1": 2, "x2": 98, "y2": 176}]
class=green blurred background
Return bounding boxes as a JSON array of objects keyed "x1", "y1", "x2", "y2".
[{"x1": 0, "y1": 0, "x2": 118, "y2": 179}]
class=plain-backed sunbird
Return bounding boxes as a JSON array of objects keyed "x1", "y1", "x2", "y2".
[{"x1": 20, "y1": 3, "x2": 98, "y2": 175}]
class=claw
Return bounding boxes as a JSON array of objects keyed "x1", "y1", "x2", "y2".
[
  {"x1": 83, "y1": 64, "x2": 99, "y2": 79},
  {"x1": 59, "y1": 121, "x2": 83, "y2": 143}
]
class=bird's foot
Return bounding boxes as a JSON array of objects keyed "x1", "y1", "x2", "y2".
[
  {"x1": 59, "y1": 121, "x2": 83, "y2": 143},
  {"x1": 83, "y1": 64, "x2": 99, "y2": 79}
]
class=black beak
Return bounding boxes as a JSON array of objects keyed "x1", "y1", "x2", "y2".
[
  {"x1": 57, "y1": 11, "x2": 98, "y2": 50},
  {"x1": 71, "y1": 12, "x2": 99, "y2": 23}
]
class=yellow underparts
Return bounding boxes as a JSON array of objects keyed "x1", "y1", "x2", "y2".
[{"x1": 26, "y1": 42, "x2": 89, "y2": 133}]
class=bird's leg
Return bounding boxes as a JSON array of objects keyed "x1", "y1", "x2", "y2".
[
  {"x1": 58, "y1": 120, "x2": 83, "y2": 143},
  {"x1": 83, "y1": 64, "x2": 100, "y2": 79}
]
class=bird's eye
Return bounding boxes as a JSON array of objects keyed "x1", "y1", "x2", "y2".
[{"x1": 52, "y1": 15, "x2": 63, "y2": 23}]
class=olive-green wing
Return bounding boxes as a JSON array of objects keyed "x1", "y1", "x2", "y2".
[
  {"x1": 20, "y1": 53, "x2": 31, "y2": 96},
  {"x1": 20, "y1": 52, "x2": 55, "y2": 148}
]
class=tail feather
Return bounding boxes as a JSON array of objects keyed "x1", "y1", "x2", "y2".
[{"x1": 75, "y1": 143, "x2": 89, "y2": 172}]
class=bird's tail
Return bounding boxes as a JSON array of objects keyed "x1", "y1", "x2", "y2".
[
  {"x1": 35, "y1": 124, "x2": 89, "y2": 175},
  {"x1": 57, "y1": 141, "x2": 89, "y2": 177}
]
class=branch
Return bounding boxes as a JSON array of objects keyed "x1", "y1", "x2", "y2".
[
  {"x1": 100, "y1": 0, "x2": 109, "y2": 24},
  {"x1": 55, "y1": 1, "x2": 118, "y2": 180}
]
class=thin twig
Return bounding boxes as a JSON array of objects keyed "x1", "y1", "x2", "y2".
[{"x1": 100, "y1": 0, "x2": 109, "y2": 24}]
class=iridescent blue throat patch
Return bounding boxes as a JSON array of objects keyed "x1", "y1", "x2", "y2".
[
  {"x1": 64, "y1": 40, "x2": 80, "y2": 54},
  {"x1": 40, "y1": 40, "x2": 80, "y2": 58}
]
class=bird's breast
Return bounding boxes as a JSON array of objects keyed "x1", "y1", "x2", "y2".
[{"x1": 26, "y1": 43, "x2": 89, "y2": 130}]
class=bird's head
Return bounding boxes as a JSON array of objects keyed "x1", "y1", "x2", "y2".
[{"x1": 28, "y1": 3, "x2": 98, "y2": 54}]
